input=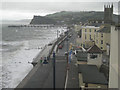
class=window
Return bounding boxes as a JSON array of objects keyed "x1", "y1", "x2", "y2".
[
  {"x1": 101, "y1": 40, "x2": 103, "y2": 44},
  {"x1": 90, "y1": 35, "x2": 92, "y2": 40},
  {"x1": 95, "y1": 29, "x2": 96, "y2": 32},
  {"x1": 90, "y1": 29, "x2": 91, "y2": 32},
  {"x1": 85, "y1": 34, "x2": 87, "y2": 40},
  {"x1": 101, "y1": 33, "x2": 103, "y2": 38},
  {"x1": 85, "y1": 29, "x2": 87, "y2": 32},
  {"x1": 90, "y1": 54, "x2": 98, "y2": 59},
  {"x1": 101, "y1": 47, "x2": 103, "y2": 49}
]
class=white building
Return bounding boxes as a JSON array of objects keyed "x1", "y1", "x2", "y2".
[
  {"x1": 87, "y1": 44, "x2": 103, "y2": 68},
  {"x1": 109, "y1": 25, "x2": 120, "y2": 89}
]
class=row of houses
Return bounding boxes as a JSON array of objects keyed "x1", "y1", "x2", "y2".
[
  {"x1": 75, "y1": 24, "x2": 110, "y2": 54},
  {"x1": 74, "y1": 24, "x2": 120, "y2": 89},
  {"x1": 74, "y1": 3, "x2": 120, "y2": 89}
]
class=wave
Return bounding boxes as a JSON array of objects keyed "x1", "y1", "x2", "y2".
[{"x1": 1, "y1": 41, "x2": 24, "y2": 52}]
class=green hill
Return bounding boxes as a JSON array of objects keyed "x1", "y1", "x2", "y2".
[
  {"x1": 30, "y1": 11, "x2": 119, "y2": 25},
  {"x1": 46, "y1": 11, "x2": 118, "y2": 24}
]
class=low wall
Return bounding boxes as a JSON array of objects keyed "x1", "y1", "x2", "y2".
[{"x1": 32, "y1": 32, "x2": 69, "y2": 66}]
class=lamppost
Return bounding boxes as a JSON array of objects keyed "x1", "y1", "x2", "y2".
[
  {"x1": 67, "y1": 27, "x2": 69, "y2": 70},
  {"x1": 57, "y1": 29, "x2": 58, "y2": 40},
  {"x1": 53, "y1": 51, "x2": 56, "y2": 89}
]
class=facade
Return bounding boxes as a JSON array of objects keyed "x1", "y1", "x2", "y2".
[
  {"x1": 87, "y1": 44, "x2": 103, "y2": 68},
  {"x1": 80, "y1": 26, "x2": 100, "y2": 49},
  {"x1": 96, "y1": 25, "x2": 111, "y2": 51},
  {"x1": 104, "y1": 4, "x2": 113, "y2": 24},
  {"x1": 109, "y1": 25, "x2": 120, "y2": 88}
]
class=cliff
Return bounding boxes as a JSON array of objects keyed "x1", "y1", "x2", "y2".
[{"x1": 30, "y1": 16, "x2": 56, "y2": 24}]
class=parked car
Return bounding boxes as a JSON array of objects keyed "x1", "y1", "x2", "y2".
[
  {"x1": 48, "y1": 43, "x2": 53, "y2": 46},
  {"x1": 64, "y1": 52, "x2": 68, "y2": 55},
  {"x1": 58, "y1": 45, "x2": 63, "y2": 49},
  {"x1": 73, "y1": 50, "x2": 77, "y2": 55},
  {"x1": 69, "y1": 35, "x2": 72, "y2": 38}
]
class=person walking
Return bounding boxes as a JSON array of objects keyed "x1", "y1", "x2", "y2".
[{"x1": 40, "y1": 57, "x2": 43, "y2": 64}]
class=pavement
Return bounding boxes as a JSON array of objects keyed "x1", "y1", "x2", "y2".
[
  {"x1": 66, "y1": 54, "x2": 79, "y2": 88},
  {"x1": 16, "y1": 28, "x2": 79, "y2": 88},
  {"x1": 32, "y1": 39, "x2": 57, "y2": 64}
]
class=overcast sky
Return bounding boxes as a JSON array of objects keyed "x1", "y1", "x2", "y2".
[{"x1": 0, "y1": 0, "x2": 119, "y2": 20}]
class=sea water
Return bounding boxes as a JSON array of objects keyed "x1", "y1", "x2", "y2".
[{"x1": 0, "y1": 22, "x2": 67, "y2": 89}]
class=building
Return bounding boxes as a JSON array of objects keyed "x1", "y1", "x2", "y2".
[
  {"x1": 75, "y1": 44, "x2": 108, "y2": 89},
  {"x1": 78, "y1": 64, "x2": 108, "y2": 89},
  {"x1": 96, "y1": 25, "x2": 111, "y2": 52},
  {"x1": 80, "y1": 26, "x2": 100, "y2": 49},
  {"x1": 104, "y1": 4, "x2": 113, "y2": 24},
  {"x1": 76, "y1": 51, "x2": 87, "y2": 64},
  {"x1": 87, "y1": 44, "x2": 103, "y2": 68},
  {"x1": 109, "y1": 25, "x2": 120, "y2": 89}
]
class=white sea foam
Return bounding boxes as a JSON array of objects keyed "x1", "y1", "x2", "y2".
[
  {"x1": 1, "y1": 37, "x2": 57, "y2": 88},
  {"x1": 1, "y1": 27, "x2": 67, "y2": 89},
  {"x1": 2, "y1": 40, "x2": 42, "y2": 88}
]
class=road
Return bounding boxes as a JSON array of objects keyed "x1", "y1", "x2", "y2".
[{"x1": 17, "y1": 28, "x2": 78, "y2": 88}]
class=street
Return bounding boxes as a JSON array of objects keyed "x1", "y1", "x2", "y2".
[{"x1": 17, "y1": 28, "x2": 79, "y2": 88}]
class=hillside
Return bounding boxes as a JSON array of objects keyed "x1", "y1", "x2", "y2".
[
  {"x1": 30, "y1": 11, "x2": 119, "y2": 25},
  {"x1": 30, "y1": 15, "x2": 56, "y2": 24}
]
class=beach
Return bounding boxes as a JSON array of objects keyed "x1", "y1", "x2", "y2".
[{"x1": 1, "y1": 23, "x2": 67, "y2": 89}]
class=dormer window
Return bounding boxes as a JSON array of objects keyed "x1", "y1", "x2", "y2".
[{"x1": 90, "y1": 54, "x2": 98, "y2": 59}]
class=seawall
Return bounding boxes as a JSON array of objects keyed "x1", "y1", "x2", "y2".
[{"x1": 16, "y1": 30, "x2": 70, "y2": 88}]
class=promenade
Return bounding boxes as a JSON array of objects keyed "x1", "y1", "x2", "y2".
[{"x1": 16, "y1": 28, "x2": 79, "y2": 88}]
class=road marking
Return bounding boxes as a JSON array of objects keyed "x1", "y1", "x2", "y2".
[{"x1": 64, "y1": 70, "x2": 68, "y2": 90}]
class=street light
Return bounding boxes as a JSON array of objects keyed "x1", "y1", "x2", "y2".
[
  {"x1": 53, "y1": 51, "x2": 56, "y2": 89},
  {"x1": 57, "y1": 29, "x2": 58, "y2": 39},
  {"x1": 67, "y1": 27, "x2": 69, "y2": 70}
]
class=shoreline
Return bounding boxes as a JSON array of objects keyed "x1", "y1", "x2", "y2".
[{"x1": 16, "y1": 30, "x2": 69, "y2": 88}]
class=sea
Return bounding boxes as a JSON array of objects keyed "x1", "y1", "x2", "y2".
[{"x1": 0, "y1": 21, "x2": 67, "y2": 89}]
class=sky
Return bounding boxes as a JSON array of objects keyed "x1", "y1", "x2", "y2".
[{"x1": 0, "y1": 0, "x2": 120, "y2": 20}]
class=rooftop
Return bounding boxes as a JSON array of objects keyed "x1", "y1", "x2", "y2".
[
  {"x1": 87, "y1": 44, "x2": 102, "y2": 53},
  {"x1": 97, "y1": 25, "x2": 111, "y2": 33},
  {"x1": 81, "y1": 26, "x2": 100, "y2": 29},
  {"x1": 76, "y1": 51, "x2": 87, "y2": 62},
  {"x1": 115, "y1": 24, "x2": 120, "y2": 30},
  {"x1": 78, "y1": 64, "x2": 108, "y2": 85}
]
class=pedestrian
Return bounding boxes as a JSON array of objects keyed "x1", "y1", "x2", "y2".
[
  {"x1": 40, "y1": 57, "x2": 43, "y2": 64},
  {"x1": 43, "y1": 57, "x2": 48, "y2": 64},
  {"x1": 47, "y1": 56, "x2": 49, "y2": 61}
]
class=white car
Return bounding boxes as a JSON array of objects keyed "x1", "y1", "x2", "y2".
[
  {"x1": 64, "y1": 52, "x2": 68, "y2": 55},
  {"x1": 73, "y1": 50, "x2": 77, "y2": 55}
]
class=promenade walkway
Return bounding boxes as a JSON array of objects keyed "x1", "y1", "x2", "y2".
[
  {"x1": 66, "y1": 55, "x2": 79, "y2": 88},
  {"x1": 17, "y1": 47, "x2": 67, "y2": 88},
  {"x1": 17, "y1": 28, "x2": 79, "y2": 88}
]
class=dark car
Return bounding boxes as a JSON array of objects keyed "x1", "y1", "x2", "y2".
[
  {"x1": 43, "y1": 59, "x2": 48, "y2": 64},
  {"x1": 48, "y1": 43, "x2": 53, "y2": 46}
]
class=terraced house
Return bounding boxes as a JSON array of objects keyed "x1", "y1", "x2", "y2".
[
  {"x1": 80, "y1": 26, "x2": 99, "y2": 49},
  {"x1": 96, "y1": 25, "x2": 111, "y2": 53}
]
